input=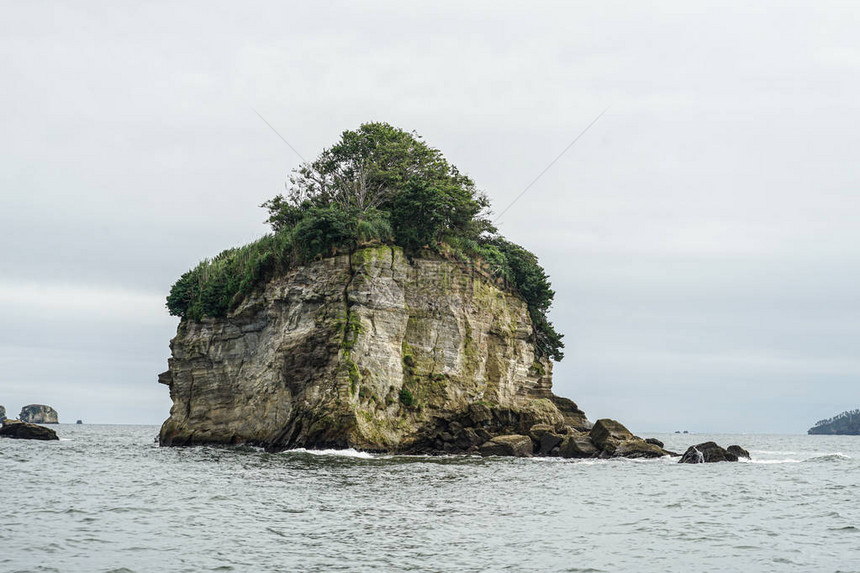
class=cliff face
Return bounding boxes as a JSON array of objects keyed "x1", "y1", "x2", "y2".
[
  {"x1": 159, "y1": 246, "x2": 593, "y2": 453},
  {"x1": 19, "y1": 404, "x2": 58, "y2": 424}
]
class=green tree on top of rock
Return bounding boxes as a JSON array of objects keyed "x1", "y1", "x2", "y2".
[
  {"x1": 167, "y1": 122, "x2": 565, "y2": 361},
  {"x1": 263, "y1": 122, "x2": 493, "y2": 250}
]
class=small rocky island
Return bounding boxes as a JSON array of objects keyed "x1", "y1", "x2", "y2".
[
  {"x1": 0, "y1": 419, "x2": 59, "y2": 441},
  {"x1": 678, "y1": 442, "x2": 750, "y2": 463},
  {"x1": 157, "y1": 122, "x2": 742, "y2": 461},
  {"x1": 808, "y1": 409, "x2": 860, "y2": 435},
  {"x1": 19, "y1": 404, "x2": 59, "y2": 424}
]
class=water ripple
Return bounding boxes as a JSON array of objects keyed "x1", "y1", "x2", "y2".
[{"x1": 3, "y1": 426, "x2": 860, "y2": 572}]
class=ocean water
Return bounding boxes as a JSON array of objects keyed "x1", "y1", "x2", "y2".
[{"x1": 1, "y1": 426, "x2": 858, "y2": 572}]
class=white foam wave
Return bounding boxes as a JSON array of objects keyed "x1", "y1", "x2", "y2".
[{"x1": 281, "y1": 447, "x2": 377, "y2": 459}]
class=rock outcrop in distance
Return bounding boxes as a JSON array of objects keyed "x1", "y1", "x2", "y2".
[
  {"x1": 158, "y1": 246, "x2": 672, "y2": 458},
  {"x1": 0, "y1": 405, "x2": 6, "y2": 421},
  {"x1": 19, "y1": 404, "x2": 59, "y2": 424},
  {"x1": 0, "y1": 419, "x2": 59, "y2": 441},
  {"x1": 808, "y1": 409, "x2": 860, "y2": 435}
]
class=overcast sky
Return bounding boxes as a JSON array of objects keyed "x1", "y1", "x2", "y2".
[{"x1": 2, "y1": 1, "x2": 859, "y2": 433}]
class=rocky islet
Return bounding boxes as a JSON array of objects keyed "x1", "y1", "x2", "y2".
[
  {"x1": 0, "y1": 419, "x2": 59, "y2": 441},
  {"x1": 157, "y1": 246, "x2": 702, "y2": 459},
  {"x1": 678, "y1": 441, "x2": 751, "y2": 463},
  {"x1": 19, "y1": 404, "x2": 59, "y2": 424}
]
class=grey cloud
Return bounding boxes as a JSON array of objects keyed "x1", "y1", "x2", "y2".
[{"x1": 2, "y1": 1, "x2": 858, "y2": 431}]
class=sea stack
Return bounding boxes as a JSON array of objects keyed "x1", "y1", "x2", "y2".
[
  {"x1": 19, "y1": 404, "x2": 59, "y2": 424},
  {"x1": 0, "y1": 405, "x2": 6, "y2": 422},
  {"x1": 157, "y1": 246, "x2": 678, "y2": 458},
  {"x1": 157, "y1": 122, "x2": 675, "y2": 458},
  {"x1": 160, "y1": 246, "x2": 591, "y2": 453}
]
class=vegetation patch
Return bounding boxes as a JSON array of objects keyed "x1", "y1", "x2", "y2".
[
  {"x1": 399, "y1": 387, "x2": 416, "y2": 407},
  {"x1": 167, "y1": 122, "x2": 564, "y2": 360}
]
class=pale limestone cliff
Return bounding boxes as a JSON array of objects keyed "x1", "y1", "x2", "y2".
[{"x1": 159, "y1": 246, "x2": 617, "y2": 455}]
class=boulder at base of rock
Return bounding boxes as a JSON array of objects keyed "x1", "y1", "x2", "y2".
[
  {"x1": 613, "y1": 438, "x2": 667, "y2": 459},
  {"x1": 645, "y1": 437, "x2": 664, "y2": 448},
  {"x1": 479, "y1": 434, "x2": 533, "y2": 457},
  {"x1": 19, "y1": 404, "x2": 59, "y2": 424},
  {"x1": 727, "y1": 445, "x2": 750, "y2": 459},
  {"x1": 590, "y1": 419, "x2": 634, "y2": 451},
  {"x1": 537, "y1": 432, "x2": 564, "y2": 456},
  {"x1": 558, "y1": 433, "x2": 599, "y2": 458},
  {"x1": 0, "y1": 419, "x2": 59, "y2": 441},
  {"x1": 678, "y1": 441, "x2": 746, "y2": 463},
  {"x1": 528, "y1": 423, "x2": 556, "y2": 442}
]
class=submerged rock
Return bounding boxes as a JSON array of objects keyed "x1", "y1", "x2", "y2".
[
  {"x1": 19, "y1": 404, "x2": 59, "y2": 424},
  {"x1": 0, "y1": 419, "x2": 59, "y2": 441},
  {"x1": 678, "y1": 441, "x2": 750, "y2": 463}
]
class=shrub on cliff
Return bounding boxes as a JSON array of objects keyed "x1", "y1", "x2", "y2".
[{"x1": 167, "y1": 122, "x2": 564, "y2": 360}]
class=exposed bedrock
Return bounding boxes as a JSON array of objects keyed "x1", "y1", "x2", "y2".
[{"x1": 158, "y1": 246, "x2": 669, "y2": 458}]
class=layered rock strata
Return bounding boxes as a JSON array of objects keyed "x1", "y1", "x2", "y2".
[{"x1": 159, "y1": 246, "x2": 669, "y2": 458}]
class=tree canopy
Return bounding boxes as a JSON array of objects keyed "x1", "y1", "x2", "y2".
[{"x1": 167, "y1": 122, "x2": 564, "y2": 360}]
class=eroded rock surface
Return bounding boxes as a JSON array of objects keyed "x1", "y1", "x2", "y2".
[
  {"x1": 0, "y1": 405, "x2": 5, "y2": 422},
  {"x1": 19, "y1": 404, "x2": 58, "y2": 424},
  {"x1": 159, "y1": 246, "x2": 663, "y2": 458}
]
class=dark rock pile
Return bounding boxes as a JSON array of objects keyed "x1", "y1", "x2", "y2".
[
  {"x1": 678, "y1": 441, "x2": 751, "y2": 463},
  {"x1": 414, "y1": 406, "x2": 672, "y2": 459}
]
